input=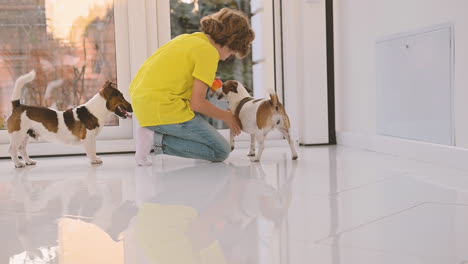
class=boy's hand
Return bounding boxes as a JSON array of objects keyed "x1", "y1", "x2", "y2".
[
  {"x1": 226, "y1": 112, "x2": 241, "y2": 136},
  {"x1": 190, "y1": 78, "x2": 241, "y2": 135}
]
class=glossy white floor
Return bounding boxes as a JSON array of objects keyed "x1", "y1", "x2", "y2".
[{"x1": 1, "y1": 145, "x2": 468, "y2": 263}]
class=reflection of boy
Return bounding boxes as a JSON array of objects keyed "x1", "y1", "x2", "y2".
[
  {"x1": 135, "y1": 163, "x2": 294, "y2": 264},
  {"x1": 131, "y1": 8, "x2": 255, "y2": 166},
  {"x1": 135, "y1": 163, "x2": 231, "y2": 264}
]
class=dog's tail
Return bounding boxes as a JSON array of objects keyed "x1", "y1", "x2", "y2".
[
  {"x1": 267, "y1": 88, "x2": 280, "y2": 110},
  {"x1": 11, "y1": 70, "x2": 36, "y2": 106},
  {"x1": 45, "y1": 79, "x2": 63, "y2": 98},
  {"x1": 268, "y1": 88, "x2": 291, "y2": 129}
]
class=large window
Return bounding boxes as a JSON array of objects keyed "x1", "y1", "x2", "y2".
[
  {"x1": 0, "y1": 0, "x2": 119, "y2": 130},
  {"x1": 0, "y1": 0, "x2": 133, "y2": 156},
  {"x1": 0, "y1": 0, "x2": 283, "y2": 156},
  {"x1": 169, "y1": 0, "x2": 254, "y2": 129}
]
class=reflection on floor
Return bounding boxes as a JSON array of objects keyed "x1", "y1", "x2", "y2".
[{"x1": 1, "y1": 146, "x2": 468, "y2": 263}]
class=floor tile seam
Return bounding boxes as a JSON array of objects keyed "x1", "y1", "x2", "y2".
[
  {"x1": 367, "y1": 174, "x2": 468, "y2": 205},
  {"x1": 342, "y1": 145, "x2": 468, "y2": 174},
  {"x1": 285, "y1": 239, "x2": 393, "y2": 254},
  {"x1": 328, "y1": 175, "x2": 403, "y2": 197},
  {"x1": 383, "y1": 156, "x2": 468, "y2": 175},
  {"x1": 421, "y1": 201, "x2": 468, "y2": 207},
  {"x1": 397, "y1": 177, "x2": 468, "y2": 196},
  {"x1": 403, "y1": 169, "x2": 468, "y2": 176},
  {"x1": 305, "y1": 172, "x2": 409, "y2": 198},
  {"x1": 329, "y1": 170, "x2": 468, "y2": 200},
  {"x1": 313, "y1": 202, "x2": 427, "y2": 244},
  {"x1": 307, "y1": 240, "x2": 454, "y2": 260}
]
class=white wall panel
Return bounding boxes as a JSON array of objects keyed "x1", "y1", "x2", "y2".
[
  {"x1": 376, "y1": 26, "x2": 454, "y2": 145},
  {"x1": 335, "y1": 0, "x2": 468, "y2": 149}
]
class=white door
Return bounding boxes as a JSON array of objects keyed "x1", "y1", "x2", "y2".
[{"x1": 0, "y1": 0, "x2": 135, "y2": 157}]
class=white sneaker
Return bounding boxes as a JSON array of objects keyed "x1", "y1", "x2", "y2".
[{"x1": 135, "y1": 125, "x2": 154, "y2": 166}]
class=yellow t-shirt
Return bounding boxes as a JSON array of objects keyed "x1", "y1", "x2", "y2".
[{"x1": 129, "y1": 32, "x2": 220, "y2": 126}]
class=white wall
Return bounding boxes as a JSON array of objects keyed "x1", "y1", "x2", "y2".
[
  {"x1": 334, "y1": 1, "x2": 468, "y2": 151},
  {"x1": 283, "y1": 0, "x2": 329, "y2": 145},
  {"x1": 251, "y1": 0, "x2": 275, "y2": 99}
]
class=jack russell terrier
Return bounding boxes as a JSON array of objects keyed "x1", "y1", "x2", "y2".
[
  {"x1": 215, "y1": 80, "x2": 298, "y2": 162},
  {"x1": 6, "y1": 70, "x2": 133, "y2": 168}
]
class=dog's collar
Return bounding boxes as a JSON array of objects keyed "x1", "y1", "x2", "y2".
[{"x1": 234, "y1": 97, "x2": 255, "y2": 117}]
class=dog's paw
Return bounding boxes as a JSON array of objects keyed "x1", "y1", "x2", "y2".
[
  {"x1": 249, "y1": 156, "x2": 260, "y2": 162},
  {"x1": 292, "y1": 155, "x2": 298, "y2": 160},
  {"x1": 14, "y1": 162, "x2": 26, "y2": 168},
  {"x1": 26, "y1": 160, "x2": 37, "y2": 166},
  {"x1": 91, "y1": 159, "x2": 103, "y2": 165},
  {"x1": 247, "y1": 152, "x2": 255, "y2": 157}
]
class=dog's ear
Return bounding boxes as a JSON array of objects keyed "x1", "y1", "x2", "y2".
[
  {"x1": 104, "y1": 80, "x2": 117, "y2": 89},
  {"x1": 100, "y1": 82, "x2": 112, "y2": 99},
  {"x1": 222, "y1": 80, "x2": 238, "y2": 94},
  {"x1": 100, "y1": 81, "x2": 117, "y2": 99},
  {"x1": 109, "y1": 81, "x2": 118, "y2": 90}
]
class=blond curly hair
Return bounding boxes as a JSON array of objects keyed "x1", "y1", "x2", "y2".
[{"x1": 200, "y1": 8, "x2": 255, "y2": 58}]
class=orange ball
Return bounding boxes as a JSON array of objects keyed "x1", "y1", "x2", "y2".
[{"x1": 211, "y1": 78, "x2": 223, "y2": 91}]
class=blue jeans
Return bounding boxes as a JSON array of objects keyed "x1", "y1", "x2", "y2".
[{"x1": 146, "y1": 114, "x2": 230, "y2": 162}]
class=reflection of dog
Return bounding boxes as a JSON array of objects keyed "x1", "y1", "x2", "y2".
[
  {"x1": 6, "y1": 70, "x2": 133, "y2": 167},
  {"x1": 215, "y1": 80, "x2": 298, "y2": 161},
  {"x1": 9, "y1": 165, "x2": 135, "y2": 262}
]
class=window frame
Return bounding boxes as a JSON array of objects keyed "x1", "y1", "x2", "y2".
[{"x1": 0, "y1": 0, "x2": 136, "y2": 157}]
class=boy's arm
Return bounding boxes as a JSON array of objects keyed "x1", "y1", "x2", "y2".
[{"x1": 190, "y1": 78, "x2": 241, "y2": 135}]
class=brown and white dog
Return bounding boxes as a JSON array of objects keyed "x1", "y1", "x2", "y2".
[
  {"x1": 6, "y1": 70, "x2": 133, "y2": 168},
  {"x1": 215, "y1": 80, "x2": 298, "y2": 162}
]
